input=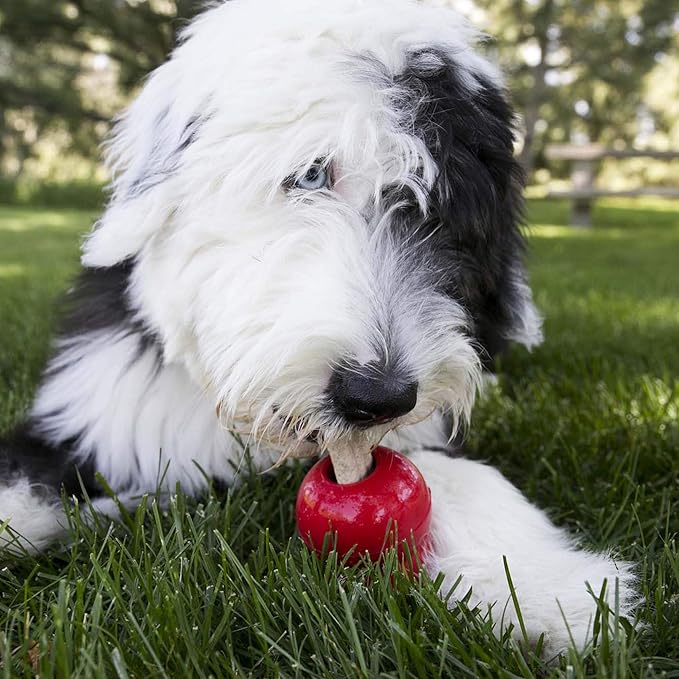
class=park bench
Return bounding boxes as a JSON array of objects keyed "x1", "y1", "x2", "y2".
[{"x1": 544, "y1": 144, "x2": 679, "y2": 227}]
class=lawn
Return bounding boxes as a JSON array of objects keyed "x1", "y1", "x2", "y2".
[{"x1": 0, "y1": 200, "x2": 678, "y2": 677}]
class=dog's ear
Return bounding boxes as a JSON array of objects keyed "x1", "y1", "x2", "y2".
[
  {"x1": 472, "y1": 252, "x2": 544, "y2": 365},
  {"x1": 451, "y1": 187, "x2": 544, "y2": 364},
  {"x1": 456, "y1": 75, "x2": 543, "y2": 360},
  {"x1": 82, "y1": 60, "x2": 206, "y2": 268},
  {"x1": 405, "y1": 51, "x2": 543, "y2": 361}
]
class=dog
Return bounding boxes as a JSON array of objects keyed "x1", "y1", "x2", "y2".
[{"x1": 0, "y1": 0, "x2": 634, "y2": 657}]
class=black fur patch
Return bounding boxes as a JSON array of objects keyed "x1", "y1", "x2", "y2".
[
  {"x1": 59, "y1": 259, "x2": 159, "y2": 356},
  {"x1": 1, "y1": 259, "x2": 158, "y2": 498},
  {"x1": 392, "y1": 49, "x2": 528, "y2": 365},
  {"x1": 0, "y1": 428, "x2": 100, "y2": 500},
  {"x1": 128, "y1": 111, "x2": 207, "y2": 198}
]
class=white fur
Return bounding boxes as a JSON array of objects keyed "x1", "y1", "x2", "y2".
[
  {"x1": 0, "y1": 479, "x2": 146, "y2": 554},
  {"x1": 74, "y1": 0, "x2": 495, "y2": 468},
  {"x1": 413, "y1": 449, "x2": 636, "y2": 658},
  {"x1": 0, "y1": 479, "x2": 68, "y2": 553},
  {"x1": 504, "y1": 269, "x2": 544, "y2": 350},
  {"x1": 385, "y1": 409, "x2": 636, "y2": 656},
  {"x1": 83, "y1": 0, "x2": 499, "y2": 269},
  {"x1": 31, "y1": 331, "x2": 283, "y2": 493}
]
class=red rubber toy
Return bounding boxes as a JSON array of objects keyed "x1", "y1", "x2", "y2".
[{"x1": 295, "y1": 446, "x2": 432, "y2": 571}]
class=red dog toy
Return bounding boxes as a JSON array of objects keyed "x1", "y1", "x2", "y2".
[{"x1": 295, "y1": 446, "x2": 432, "y2": 571}]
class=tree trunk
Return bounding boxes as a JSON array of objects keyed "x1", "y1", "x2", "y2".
[
  {"x1": 518, "y1": 0, "x2": 555, "y2": 180},
  {"x1": 518, "y1": 60, "x2": 547, "y2": 179}
]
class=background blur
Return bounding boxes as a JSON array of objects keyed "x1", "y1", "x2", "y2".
[{"x1": 0, "y1": 0, "x2": 677, "y2": 208}]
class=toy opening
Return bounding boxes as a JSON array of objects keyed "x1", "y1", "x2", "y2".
[{"x1": 325, "y1": 453, "x2": 377, "y2": 485}]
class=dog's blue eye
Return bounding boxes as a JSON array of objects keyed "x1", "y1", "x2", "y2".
[{"x1": 295, "y1": 163, "x2": 329, "y2": 190}]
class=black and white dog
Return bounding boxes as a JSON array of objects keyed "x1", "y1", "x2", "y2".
[{"x1": 1, "y1": 0, "x2": 634, "y2": 656}]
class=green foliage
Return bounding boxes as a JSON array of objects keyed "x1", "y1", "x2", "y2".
[
  {"x1": 0, "y1": 200, "x2": 678, "y2": 675},
  {"x1": 0, "y1": 0, "x2": 202, "y2": 177},
  {"x1": 0, "y1": 0, "x2": 201, "y2": 91},
  {"x1": 473, "y1": 0, "x2": 678, "y2": 175}
]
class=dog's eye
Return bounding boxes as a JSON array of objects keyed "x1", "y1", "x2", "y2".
[{"x1": 294, "y1": 162, "x2": 330, "y2": 190}]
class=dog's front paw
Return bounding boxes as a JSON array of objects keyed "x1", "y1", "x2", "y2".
[
  {"x1": 506, "y1": 549, "x2": 637, "y2": 658},
  {"x1": 428, "y1": 538, "x2": 636, "y2": 659},
  {"x1": 411, "y1": 450, "x2": 637, "y2": 658}
]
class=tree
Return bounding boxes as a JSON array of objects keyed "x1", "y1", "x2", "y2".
[
  {"x1": 0, "y1": 0, "x2": 202, "y2": 176},
  {"x1": 472, "y1": 0, "x2": 679, "y2": 177}
]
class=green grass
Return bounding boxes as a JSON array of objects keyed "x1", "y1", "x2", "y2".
[{"x1": 1, "y1": 200, "x2": 678, "y2": 677}]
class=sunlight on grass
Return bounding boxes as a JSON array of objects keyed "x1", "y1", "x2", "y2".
[
  {"x1": 0, "y1": 263, "x2": 26, "y2": 278},
  {"x1": 596, "y1": 196, "x2": 679, "y2": 213},
  {"x1": 0, "y1": 208, "x2": 95, "y2": 233},
  {"x1": 524, "y1": 193, "x2": 679, "y2": 215},
  {"x1": 527, "y1": 224, "x2": 636, "y2": 240},
  {"x1": 552, "y1": 292, "x2": 679, "y2": 320},
  {"x1": 626, "y1": 377, "x2": 678, "y2": 424},
  {"x1": 530, "y1": 224, "x2": 601, "y2": 238}
]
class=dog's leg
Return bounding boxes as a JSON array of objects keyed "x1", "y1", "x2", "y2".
[
  {"x1": 0, "y1": 428, "x2": 100, "y2": 554},
  {"x1": 0, "y1": 478, "x2": 68, "y2": 554},
  {"x1": 0, "y1": 428, "x2": 146, "y2": 555},
  {"x1": 410, "y1": 449, "x2": 636, "y2": 658}
]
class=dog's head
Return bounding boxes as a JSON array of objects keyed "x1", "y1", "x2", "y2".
[{"x1": 82, "y1": 0, "x2": 541, "y2": 457}]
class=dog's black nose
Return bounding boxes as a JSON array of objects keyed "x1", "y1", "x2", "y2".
[{"x1": 328, "y1": 363, "x2": 418, "y2": 426}]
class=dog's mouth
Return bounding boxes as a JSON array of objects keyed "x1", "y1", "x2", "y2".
[
  {"x1": 289, "y1": 416, "x2": 319, "y2": 444},
  {"x1": 218, "y1": 397, "x2": 444, "y2": 468},
  {"x1": 238, "y1": 405, "x2": 374, "y2": 462},
  {"x1": 304, "y1": 429, "x2": 320, "y2": 443},
  {"x1": 270, "y1": 405, "x2": 318, "y2": 442}
]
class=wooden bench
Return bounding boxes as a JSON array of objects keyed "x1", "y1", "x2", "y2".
[{"x1": 544, "y1": 144, "x2": 679, "y2": 227}]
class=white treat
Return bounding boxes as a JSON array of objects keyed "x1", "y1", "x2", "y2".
[{"x1": 328, "y1": 442, "x2": 373, "y2": 484}]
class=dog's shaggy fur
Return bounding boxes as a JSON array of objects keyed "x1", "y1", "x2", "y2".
[{"x1": 1, "y1": 0, "x2": 634, "y2": 657}]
